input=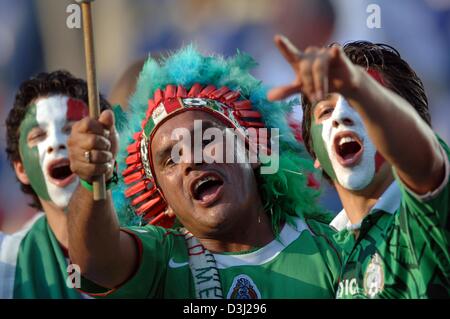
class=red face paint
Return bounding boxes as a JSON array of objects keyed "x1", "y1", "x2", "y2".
[
  {"x1": 375, "y1": 151, "x2": 385, "y2": 173},
  {"x1": 367, "y1": 68, "x2": 386, "y2": 86},
  {"x1": 287, "y1": 114, "x2": 303, "y2": 142},
  {"x1": 67, "y1": 98, "x2": 88, "y2": 121},
  {"x1": 307, "y1": 173, "x2": 320, "y2": 189}
]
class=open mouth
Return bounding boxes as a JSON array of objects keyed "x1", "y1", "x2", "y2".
[
  {"x1": 189, "y1": 172, "x2": 224, "y2": 207},
  {"x1": 333, "y1": 132, "x2": 364, "y2": 167},
  {"x1": 47, "y1": 158, "x2": 77, "y2": 187}
]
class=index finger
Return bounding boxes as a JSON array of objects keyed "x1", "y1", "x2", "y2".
[{"x1": 274, "y1": 34, "x2": 302, "y2": 67}]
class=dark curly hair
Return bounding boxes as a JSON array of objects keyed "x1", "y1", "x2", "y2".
[
  {"x1": 5, "y1": 70, "x2": 111, "y2": 210},
  {"x1": 301, "y1": 41, "x2": 431, "y2": 182}
]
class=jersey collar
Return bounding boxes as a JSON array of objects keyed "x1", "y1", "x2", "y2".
[
  {"x1": 213, "y1": 217, "x2": 308, "y2": 268},
  {"x1": 330, "y1": 181, "x2": 402, "y2": 232}
]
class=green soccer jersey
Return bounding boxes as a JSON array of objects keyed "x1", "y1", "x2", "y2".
[
  {"x1": 331, "y1": 138, "x2": 450, "y2": 299},
  {"x1": 0, "y1": 213, "x2": 85, "y2": 299},
  {"x1": 81, "y1": 217, "x2": 342, "y2": 299}
]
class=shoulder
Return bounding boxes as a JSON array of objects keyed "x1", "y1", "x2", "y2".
[
  {"x1": 395, "y1": 134, "x2": 449, "y2": 207},
  {"x1": 288, "y1": 217, "x2": 342, "y2": 282},
  {"x1": 2, "y1": 213, "x2": 45, "y2": 247},
  {"x1": 303, "y1": 217, "x2": 338, "y2": 238},
  {"x1": 302, "y1": 217, "x2": 342, "y2": 260},
  {"x1": 437, "y1": 135, "x2": 450, "y2": 156},
  {"x1": 123, "y1": 224, "x2": 185, "y2": 241},
  {"x1": 288, "y1": 217, "x2": 341, "y2": 253},
  {"x1": 0, "y1": 213, "x2": 45, "y2": 298}
]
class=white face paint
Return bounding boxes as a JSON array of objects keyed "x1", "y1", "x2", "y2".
[
  {"x1": 320, "y1": 95, "x2": 376, "y2": 190},
  {"x1": 35, "y1": 95, "x2": 79, "y2": 208}
]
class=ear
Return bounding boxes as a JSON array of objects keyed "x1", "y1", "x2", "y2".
[
  {"x1": 166, "y1": 206, "x2": 176, "y2": 218},
  {"x1": 313, "y1": 158, "x2": 321, "y2": 169},
  {"x1": 13, "y1": 161, "x2": 30, "y2": 185}
]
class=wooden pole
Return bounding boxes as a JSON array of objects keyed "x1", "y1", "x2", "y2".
[{"x1": 77, "y1": 0, "x2": 106, "y2": 200}]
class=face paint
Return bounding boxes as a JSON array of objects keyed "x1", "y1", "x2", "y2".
[
  {"x1": 311, "y1": 95, "x2": 377, "y2": 190},
  {"x1": 19, "y1": 95, "x2": 88, "y2": 208},
  {"x1": 19, "y1": 104, "x2": 50, "y2": 201},
  {"x1": 311, "y1": 121, "x2": 336, "y2": 180}
]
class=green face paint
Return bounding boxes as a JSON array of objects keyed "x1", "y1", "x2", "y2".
[
  {"x1": 310, "y1": 115, "x2": 337, "y2": 181},
  {"x1": 19, "y1": 104, "x2": 50, "y2": 201}
]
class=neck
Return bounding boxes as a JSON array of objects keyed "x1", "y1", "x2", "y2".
[
  {"x1": 40, "y1": 200, "x2": 69, "y2": 249},
  {"x1": 197, "y1": 202, "x2": 275, "y2": 254},
  {"x1": 335, "y1": 171, "x2": 394, "y2": 225}
]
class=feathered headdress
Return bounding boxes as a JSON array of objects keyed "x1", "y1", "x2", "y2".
[{"x1": 113, "y1": 45, "x2": 329, "y2": 233}]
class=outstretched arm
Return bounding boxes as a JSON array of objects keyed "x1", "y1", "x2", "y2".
[
  {"x1": 67, "y1": 110, "x2": 137, "y2": 289},
  {"x1": 268, "y1": 35, "x2": 445, "y2": 195}
]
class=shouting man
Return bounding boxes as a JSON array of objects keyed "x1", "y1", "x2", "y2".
[
  {"x1": 0, "y1": 70, "x2": 111, "y2": 298},
  {"x1": 67, "y1": 46, "x2": 342, "y2": 298},
  {"x1": 269, "y1": 36, "x2": 449, "y2": 298}
]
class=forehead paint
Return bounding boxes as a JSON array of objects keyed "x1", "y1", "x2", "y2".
[
  {"x1": 311, "y1": 119, "x2": 337, "y2": 181},
  {"x1": 67, "y1": 98, "x2": 88, "y2": 121},
  {"x1": 19, "y1": 104, "x2": 50, "y2": 200},
  {"x1": 367, "y1": 68, "x2": 386, "y2": 86}
]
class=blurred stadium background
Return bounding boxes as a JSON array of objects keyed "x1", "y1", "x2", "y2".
[{"x1": 1, "y1": 0, "x2": 449, "y2": 232}]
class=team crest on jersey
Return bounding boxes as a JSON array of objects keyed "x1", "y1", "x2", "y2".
[
  {"x1": 364, "y1": 253, "x2": 385, "y2": 298},
  {"x1": 227, "y1": 275, "x2": 261, "y2": 299}
]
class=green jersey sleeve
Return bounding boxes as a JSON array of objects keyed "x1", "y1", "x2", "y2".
[
  {"x1": 395, "y1": 136, "x2": 449, "y2": 226},
  {"x1": 393, "y1": 136, "x2": 450, "y2": 294},
  {"x1": 79, "y1": 224, "x2": 176, "y2": 298}
]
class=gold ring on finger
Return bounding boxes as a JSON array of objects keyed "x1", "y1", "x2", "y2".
[{"x1": 84, "y1": 150, "x2": 91, "y2": 163}]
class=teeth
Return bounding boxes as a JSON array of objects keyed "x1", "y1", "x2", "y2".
[
  {"x1": 339, "y1": 136, "x2": 356, "y2": 146},
  {"x1": 53, "y1": 162, "x2": 69, "y2": 169},
  {"x1": 194, "y1": 176, "x2": 218, "y2": 194}
]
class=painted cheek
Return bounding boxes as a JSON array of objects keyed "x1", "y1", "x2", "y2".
[
  {"x1": 19, "y1": 105, "x2": 50, "y2": 201},
  {"x1": 375, "y1": 151, "x2": 385, "y2": 173},
  {"x1": 311, "y1": 121, "x2": 337, "y2": 181}
]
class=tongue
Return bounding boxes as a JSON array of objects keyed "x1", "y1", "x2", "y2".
[
  {"x1": 341, "y1": 142, "x2": 360, "y2": 160},
  {"x1": 343, "y1": 151, "x2": 356, "y2": 160},
  {"x1": 198, "y1": 183, "x2": 221, "y2": 202}
]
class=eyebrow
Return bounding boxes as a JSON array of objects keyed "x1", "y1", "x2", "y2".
[
  {"x1": 155, "y1": 142, "x2": 175, "y2": 162},
  {"x1": 27, "y1": 126, "x2": 43, "y2": 137},
  {"x1": 314, "y1": 94, "x2": 335, "y2": 109}
]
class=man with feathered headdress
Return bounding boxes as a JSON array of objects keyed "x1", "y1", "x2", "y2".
[{"x1": 66, "y1": 46, "x2": 341, "y2": 298}]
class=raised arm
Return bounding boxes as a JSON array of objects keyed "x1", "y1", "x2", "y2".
[
  {"x1": 268, "y1": 35, "x2": 446, "y2": 195},
  {"x1": 67, "y1": 110, "x2": 137, "y2": 289},
  {"x1": 344, "y1": 68, "x2": 444, "y2": 195}
]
